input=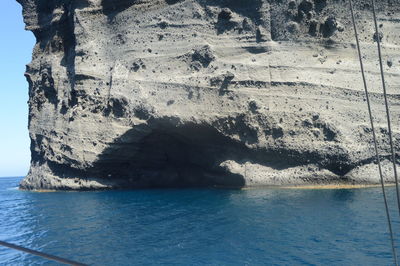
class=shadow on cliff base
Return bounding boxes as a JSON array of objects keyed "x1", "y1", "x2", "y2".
[
  {"x1": 44, "y1": 115, "x2": 359, "y2": 189},
  {"x1": 47, "y1": 120, "x2": 248, "y2": 189}
]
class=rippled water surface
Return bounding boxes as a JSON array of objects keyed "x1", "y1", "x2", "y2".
[{"x1": 1, "y1": 177, "x2": 400, "y2": 265}]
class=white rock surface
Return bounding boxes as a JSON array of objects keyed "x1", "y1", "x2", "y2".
[{"x1": 17, "y1": 0, "x2": 400, "y2": 190}]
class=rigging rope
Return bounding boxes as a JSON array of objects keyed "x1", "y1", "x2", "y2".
[
  {"x1": 0, "y1": 240, "x2": 87, "y2": 266},
  {"x1": 371, "y1": 0, "x2": 400, "y2": 215},
  {"x1": 349, "y1": 1, "x2": 398, "y2": 264}
]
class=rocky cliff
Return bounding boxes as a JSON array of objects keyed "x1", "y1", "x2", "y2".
[{"x1": 18, "y1": 0, "x2": 400, "y2": 190}]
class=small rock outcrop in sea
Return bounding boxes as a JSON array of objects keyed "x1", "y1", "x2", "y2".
[{"x1": 17, "y1": 0, "x2": 400, "y2": 190}]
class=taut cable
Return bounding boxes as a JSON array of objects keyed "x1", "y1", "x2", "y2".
[
  {"x1": 349, "y1": 1, "x2": 398, "y2": 264},
  {"x1": 0, "y1": 240, "x2": 87, "y2": 266},
  {"x1": 371, "y1": 0, "x2": 400, "y2": 216}
]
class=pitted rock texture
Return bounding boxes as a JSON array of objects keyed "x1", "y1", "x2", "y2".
[{"x1": 17, "y1": 0, "x2": 400, "y2": 190}]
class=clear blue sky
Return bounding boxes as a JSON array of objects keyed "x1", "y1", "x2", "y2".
[{"x1": 0, "y1": 1, "x2": 35, "y2": 177}]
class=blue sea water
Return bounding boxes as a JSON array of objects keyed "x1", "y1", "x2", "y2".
[{"x1": 1, "y1": 177, "x2": 400, "y2": 265}]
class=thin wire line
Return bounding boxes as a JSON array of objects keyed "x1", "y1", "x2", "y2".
[
  {"x1": 0, "y1": 240, "x2": 87, "y2": 266},
  {"x1": 349, "y1": 1, "x2": 398, "y2": 265},
  {"x1": 371, "y1": 0, "x2": 400, "y2": 215}
]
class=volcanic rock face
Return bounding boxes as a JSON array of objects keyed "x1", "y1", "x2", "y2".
[{"x1": 18, "y1": 0, "x2": 400, "y2": 190}]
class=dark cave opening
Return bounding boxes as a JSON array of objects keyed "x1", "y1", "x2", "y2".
[{"x1": 86, "y1": 122, "x2": 248, "y2": 188}]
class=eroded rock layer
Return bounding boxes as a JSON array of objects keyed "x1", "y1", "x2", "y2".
[{"x1": 18, "y1": 0, "x2": 400, "y2": 190}]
